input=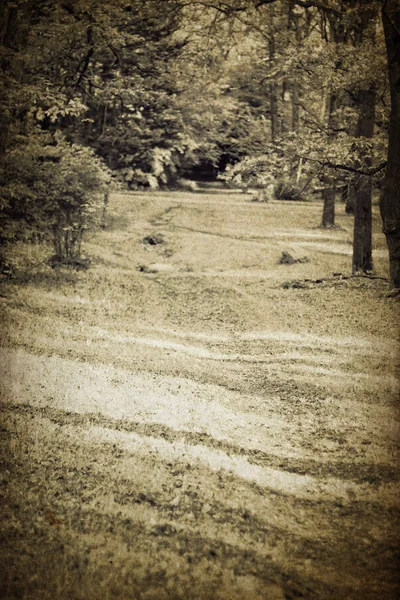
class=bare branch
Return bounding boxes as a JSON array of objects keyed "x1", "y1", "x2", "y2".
[
  {"x1": 297, "y1": 155, "x2": 387, "y2": 177},
  {"x1": 382, "y1": 0, "x2": 400, "y2": 37},
  {"x1": 294, "y1": 0, "x2": 342, "y2": 17},
  {"x1": 176, "y1": 0, "x2": 276, "y2": 15}
]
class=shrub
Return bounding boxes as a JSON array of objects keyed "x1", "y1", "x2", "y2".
[
  {"x1": 0, "y1": 135, "x2": 110, "y2": 262},
  {"x1": 273, "y1": 180, "x2": 304, "y2": 201}
]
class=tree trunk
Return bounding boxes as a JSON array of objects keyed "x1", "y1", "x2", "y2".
[
  {"x1": 351, "y1": 0, "x2": 377, "y2": 274},
  {"x1": 270, "y1": 82, "x2": 279, "y2": 142},
  {"x1": 268, "y1": 5, "x2": 279, "y2": 142},
  {"x1": 0, "y1": 4, "x2": 18, "y2": 156},
  {"x1": 321, "y1": 93, "x2": 337, "y2": 227},
  {"x1": 352, "y1": 175, "x2": 373, "y2": 273},
  {"x1": 0, "y1": 3, "x2": 18, "y2": 48},
  {"x1": 352, "y1": 87, "x2": 376, "y2": 273},
  {"x1": 292, "y1": 80, "x2": 300, "y2": 131},
  {"x1": 289, "y1": 1, "x2": 301, "y2": 132},
  {"x1": 345, "y1": 181, "x2": 356, "y2": 214},
  {"x1": 381, "y1": 1, "x2": 400, "y2": 288},
  {"x1": 101, "y1": 191, "x2": 109, "y2": 229},
  {"x1": 322, "y1": 180, "x2": 335, "y2": 227}
]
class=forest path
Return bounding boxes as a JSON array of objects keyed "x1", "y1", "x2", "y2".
[{"x1": 1, "y1": 190, "x2": 399, "y2": 600}]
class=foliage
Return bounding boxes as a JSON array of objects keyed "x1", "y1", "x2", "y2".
[
  {"x1": 0, "y1": 131, "x2": 109, "y2": 260},
  {"x1": 217, "y1": 1, "x2": 388, "y2": 198},
  {"x1": 0, "y1": 0, "x2": 200, "y2": 258},
  {"x1": 0, "y1": 0, "x2": 395, "y2": 274}
]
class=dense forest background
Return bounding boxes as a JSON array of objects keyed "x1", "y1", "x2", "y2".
[{"x1": 0, "y1": 0, "x2": 399, "y2": 287}]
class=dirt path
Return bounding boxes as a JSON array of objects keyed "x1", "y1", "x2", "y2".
[{"x1": 0, "y1": 191, "x2": 399, "y2": 600}]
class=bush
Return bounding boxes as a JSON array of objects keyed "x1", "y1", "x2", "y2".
[
  {"x1": 0, "y1": 135, "x2": 110, "y2": 262},
  {"x1": 274, "y1": 180, "x2": 304, "y2": 200}
]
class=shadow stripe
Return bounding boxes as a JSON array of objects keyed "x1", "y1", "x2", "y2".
[{"x1": 2, "y1": 402, "x2": 398, "y2": 486}]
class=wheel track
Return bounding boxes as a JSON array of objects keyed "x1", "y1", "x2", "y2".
[
  {"x1": 2, "y1": 402, "x2": 399, "y2": 486},
  {"x1": 1, "y1": 192, "x2": 399, "y2": 600},
  {"x1": 2, "y1": 405, "x2": 399, "y2": 600}
]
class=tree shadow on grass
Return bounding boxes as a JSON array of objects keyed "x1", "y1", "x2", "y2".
[{"x1": 4, "y1": 266, "x2": 80, "y2": 290}]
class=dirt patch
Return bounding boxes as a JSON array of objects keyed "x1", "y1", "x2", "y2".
[{"x1": 279, "y1": 251, "x2": 309, "y2": 265}]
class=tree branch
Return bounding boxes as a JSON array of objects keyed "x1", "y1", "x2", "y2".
[
  {"x1": 254, "y1": 0, "x2": 278, "y2": 6},
  {"x1": 297, "y1": 155, "x2": 387, "y2": 177},
  {"x1": 74, "y1": 46, "x2": 94, "y2": 90},
  {"x1": 382, "y1": 0, "x2": 400, "y2": 37},
  {"x1": 177, "y1": 0, "x2": 275, "y2": 15},
  {"x1": 294, "y1": 0, "x2": 342, "y2": 17}
]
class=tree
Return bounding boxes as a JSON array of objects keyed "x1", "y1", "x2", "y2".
[
  {"x1": 381, "y1": 0, "x2": 400, "y2": 289},
  {"x1": 0, "y1": 132, "x2": 109, "y2": 261},
  {"x1": 1, "y1": 0, "x2": 397, "y2": 286},
  {"x1": 0, "y1": 0, "x2": 111, "y2": 260},
  {"x1": 351, "y1": 2, "x2": 378, "y2": 274},
  {"x1": 352, "y1": 85, "x2": 376, "y2": 273},
  {"x1": 0, "y1": 0, "x2": 206, "y2": 259}
]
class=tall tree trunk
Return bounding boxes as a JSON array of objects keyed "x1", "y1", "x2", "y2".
[
  {"x1": 345, "y1": 181, "x2": 356, "y2": 214},
  {"x1": 351, "y1": 2, "x2": 377, "y2": 274},
  {"x1": 289, "y1": 1, "x2": 301, "y2": 132},
  {"x1": 320, "y1": 9, "x2": 351, "y2": 229},
  {"x1": 352, "y1": 87, "x2": 376, "y2": 273},
  {"x1": 322, "y1": 183, "x2": 335, "y2": 227},
  {"x1": 353, "y1": 176, "x2": 373, "y2": 272},
  {"x1": 281, "y1": 80, "x2": 291, "y2": 135},
  {"x1": 0, "y1": 4, "x2": 18, "y2": 156},
  {"x1": 321, "y1": 93, "x2": 337, "y2": 227},
  {"x1": 268, "y1": 5, "x2": 279, "y2": 142},
  {"x1": 292, "y1": 80, "x2": 300, "y2": 131},
  {"x1": 270, "y1": 82, "x2": 279, "y2": 142},
  {"x1": 381, "y1": 1, "x2": 400, "y2": 288}
]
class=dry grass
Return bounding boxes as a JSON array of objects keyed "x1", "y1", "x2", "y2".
[{"x1": 0, "y1": 190, "x2": 399, "y2": 600}]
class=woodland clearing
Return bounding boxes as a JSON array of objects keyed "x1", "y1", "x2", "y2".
[{"x1": 0, "y1": 189, "x2": 399, "y2": 600}]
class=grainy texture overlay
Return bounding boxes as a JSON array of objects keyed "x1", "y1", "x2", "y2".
[{"x1": 1, "y1": 190, "x2": 399, "y2": 599}]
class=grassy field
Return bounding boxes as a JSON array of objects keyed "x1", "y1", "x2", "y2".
[{"x1": 0, "y1": 190, "x2": 399, "y2": 600}]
